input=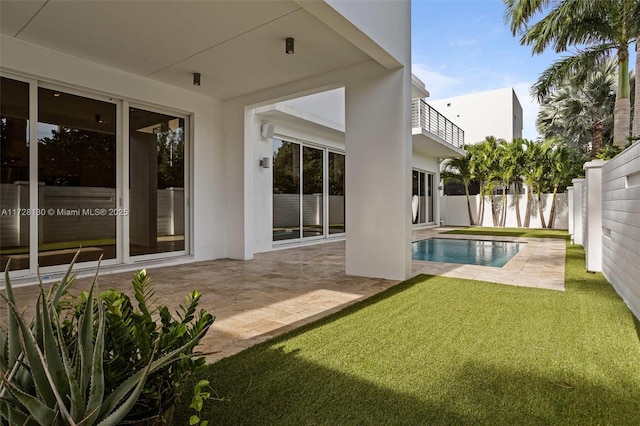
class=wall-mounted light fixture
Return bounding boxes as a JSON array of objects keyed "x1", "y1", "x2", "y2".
[
  {"x1": 285, "y1": 37, "x2": 294, "y2": 54},
  {"x1": 260, "y1": 157, "x2": 271, "y2": 168},
  {"x1": 193, "y1": 72, "x2": 201, "y2": 86},
  {"x1": 261, "y1": 121, "x2": 275, "y2": 139}
]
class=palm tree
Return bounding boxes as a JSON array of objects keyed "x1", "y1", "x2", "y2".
[
  {"x1": 520, "y1": 139, "x2": 546, "y2": 228},
  {"x1": 544, "y1": 143, "x2": 583, "y2": 228},
  {"x1": 504, "y1": 139, "x2": 527, "y2": 227},
  {"x1": 470, "y1": 137, "x2": 504, "y2": 227},
  {"x1": 505, "y1": 0, "x2": 640, "y2": 147},
  {"x1": 442, "y1": 152, "x2": 475, "y2": 226},
  {"x1": 536, "y1": 58, "x2": 617, "y2": 156}
]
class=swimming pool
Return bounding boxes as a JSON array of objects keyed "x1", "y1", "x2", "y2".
[{"x1": 412, "y1": 238, "x2": 522, "y2": 267}]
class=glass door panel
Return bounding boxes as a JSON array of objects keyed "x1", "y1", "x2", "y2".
[
  {"x1": 129, "y1": 108, "x2": 185, "y2": 256},
  {"x1": 419, "y1": 171, "x2": 426, "y2": 223},
  {"x1": 37, "y1": 87, "x2": 117, "y2": 267},
  {"x1": 428, "y1": 174, "x2": 434, "y2": 223},
  {"x1": 272, "y1": 140, "x2": 301, "y2": 241},
  {"x1": 328, "y1": 152, "x2": 345, "y2": 234},
  {"x1": 1, "y1": 77, "x2": 30, "y2": 271},
  {"x1": 302, "y1": 146, "x2": 323, "y2": 238},
  {"x1": 412, "y1": 170, "x2": 419, "y2": 224}
]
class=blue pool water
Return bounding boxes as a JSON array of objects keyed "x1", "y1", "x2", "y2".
[{"x1": 412, "y1": 238, "x2": 522, "y2": 267}]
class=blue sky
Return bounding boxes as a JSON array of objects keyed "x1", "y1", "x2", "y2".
[{"x1": 410, "y1": 0, "x2": 579, "y2": 140}]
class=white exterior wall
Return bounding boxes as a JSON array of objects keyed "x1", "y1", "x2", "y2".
[
  {"x1": 441, "y1": 194, "x2": 569, "y2": 229},
  {"x1": 0, "y1": 35, "x2": 226, "y2": 262},
  {"x1": 429, "y1": 87, "x2": 522, "y2": 145},
  {"x1": 601, "y1": 143, "x2": 640, "y2": 319}
]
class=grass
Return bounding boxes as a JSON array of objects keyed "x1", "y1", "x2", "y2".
[
  {"x1": 175, "y1": 232, "x2": 640, "y2": 425},
  {"x1": 442, "y1": 226, "x2": 570, "y2": 240}
]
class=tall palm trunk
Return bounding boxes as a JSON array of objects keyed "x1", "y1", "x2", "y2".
[
  {"x1": 476, "y1": 183, "x2": 485, "y2": 226},
  {"x1": 524, "y1": 186, "x2": 532, "y2": 228},
  {"x1": 514, "y1": 186, "x2": 522, "y2": 227},
  {"x1": 591, "y1": 121, "x2": 605, "y2": 157},
  {"x1": 547, "y1": 185, "x2": 559, "y2": 229},
  {"x1": 613, "y1": 47, "x2": 631, "y2": 147},
  {"x1": 491, "y1": 194, "x2": 499, "y2": 227},
  {"x1": 464, "y1": 185, "x2": 475, "y2": 226},
  {"x1": 537, "y1": 187, "x2": 547, "y2": 229},
  {"x1": 633, "y1": 40, "x2": 640, "y2": 139},
  {"x1": 500, "y1": 185, "x2": 508, "y2": 227}
]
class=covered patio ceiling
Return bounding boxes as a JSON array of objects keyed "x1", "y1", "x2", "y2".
[{"x1": 0, "y1": 1, "x2": 375, "y2": 100}]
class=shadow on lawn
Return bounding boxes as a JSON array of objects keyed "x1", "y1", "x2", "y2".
[
  {"x1": 178, "y1": 344, "x2": 640, "y2": 425},
  {"x1": 176, "y1": 273, "x2": 640, "y2": 424}
]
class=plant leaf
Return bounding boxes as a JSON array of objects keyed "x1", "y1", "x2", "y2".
[{"x1": 1, "y1": 374, "x2": 57, "y2": 425}]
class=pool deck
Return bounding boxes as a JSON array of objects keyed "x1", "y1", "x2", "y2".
[
  {"x1": 2, "y1": 228, "x2": 566, "y2": 362},
  {"x1": 411, "y1": 228, "x2": 566, "y2": 291}
]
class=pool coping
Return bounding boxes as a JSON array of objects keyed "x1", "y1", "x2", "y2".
[
  {"x1": 411, "y1": 229, "x2": 566, "y2": 291},
  {"x1": 412, "y1": 237, "x2": 524, "y2": 268}
]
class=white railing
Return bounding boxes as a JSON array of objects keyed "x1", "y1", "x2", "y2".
[{"x1": 411, "y1": 98, "x2": 464, "y2": 148}]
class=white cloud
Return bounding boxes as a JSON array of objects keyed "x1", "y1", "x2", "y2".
[{"x1": 411, "y1": 63, "x2": 462, "y2": 99}]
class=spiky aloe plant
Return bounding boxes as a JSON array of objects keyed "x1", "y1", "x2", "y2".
[{"x1": 0, "y1": 256, "x2": 210, "y2": 425}]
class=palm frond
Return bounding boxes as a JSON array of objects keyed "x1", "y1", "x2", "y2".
[{"x1": 531, "y1": 44, "x2": 616, "y2": 101}]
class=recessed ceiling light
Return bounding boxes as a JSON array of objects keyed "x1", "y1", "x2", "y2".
[{"x1": 53, "y1": 93, "x2": 61, "y2": 97}]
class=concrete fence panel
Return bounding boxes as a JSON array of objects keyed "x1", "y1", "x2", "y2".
[
  {"x1": 441, "y1": 193, "x2": 568, "y2": 229},
  {"x1": 601, "y1": 143, "x2": 640, "y2": 320}
]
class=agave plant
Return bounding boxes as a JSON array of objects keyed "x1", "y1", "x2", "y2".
[
  {"x1": 71, "y1": 269, "x2": 215, "y2": 422},
  {"x1": 0, "y1": 255, "x2": 213, "y2": 425}
]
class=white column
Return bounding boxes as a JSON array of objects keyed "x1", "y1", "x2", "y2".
[
  {"x1": 222, "y1": 102, "x2": 254, "y2": 261},
  {"x1": 571, "y1": 178, "x2": 584, "y2": 246},
  {"x1": 344, "y1": 67, "x2": 412, "y2": 280},
  {"x1": 583, "y1": 160, "x2": 606, "y2": 272},
  {"x1": 567, "y1": 186, "x2": 574, "y2": 239}
]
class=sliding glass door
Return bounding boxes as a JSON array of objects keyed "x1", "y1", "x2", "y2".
[
  {"x1": 328, "y1": 152, "x2": 345, "y2": 234},
  {"x1": 37, "y1": 87, "x2": 117, "y2": 267},
  {"x1": 129, "y1": 107, "x2": 186, "y2": 257},
  {"x1": 412, "y1": 169, "x2": 434, "y2": 225},
  {"x1": 1, "y1": 77, "x2": 30, "y2": 271},
  {"x1": 272, "y1": 139, "x2": 344, "y2": 243},
  {"x1": 0, "y1": 74, "x2": 190, "y2": 274}
]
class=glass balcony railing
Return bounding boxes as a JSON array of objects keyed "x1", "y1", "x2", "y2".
[{"x1": 411, "y1": 98, "x2": 464, "y2": 148}]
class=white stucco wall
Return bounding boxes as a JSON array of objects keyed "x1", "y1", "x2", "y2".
[
  {"x1": 441, "y1": 193, "x2": 569, "y2": 230},
  {"x1": 0, "y1": 35, "x2": 226, "y2": 263},
  {"x1": 429, "y1": 87, "x2": 522, "y2": 145}
]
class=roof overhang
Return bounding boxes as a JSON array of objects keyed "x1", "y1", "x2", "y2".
[{"x1": 0, "y1": 1, "x2": 399, "y2": 101}]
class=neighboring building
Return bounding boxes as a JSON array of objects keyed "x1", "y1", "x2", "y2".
[
  {"x1": 429, "y1": 87, "x2": 523, "y2": 145},
  {"x1": 0, "y1": 1, "x2": 421, "y2": 283}
]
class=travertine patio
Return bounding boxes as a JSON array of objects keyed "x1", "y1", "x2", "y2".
[{"x1": 2, "y1": 228, "x2": 565, "y2": 363}]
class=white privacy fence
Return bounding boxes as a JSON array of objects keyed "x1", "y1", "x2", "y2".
[
  {"x1": 441, "y1": 193, "x2": 569, "y2": 229},
  {"x1": 0, "y1": 183, "x2": 184, "y2": 246},
  {"x1": 568, "y1": 143, "x2": 640, "y2": 320}
]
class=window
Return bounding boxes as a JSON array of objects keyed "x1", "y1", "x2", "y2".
[
  {"x1": 1, "y1": 77, "x2": 30, "y2": 271},
  {"x1": 129, "y1": 107, "x2": 186, "y2": 257},
  {"x1": 0, "y1": 75, "x2": 190, "y2": 273},
  {"x1": 272, "y1": 139, "x2": 344, "y2": 243}
]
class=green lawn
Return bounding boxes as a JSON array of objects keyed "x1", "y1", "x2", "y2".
[
  {"x1": 442, "y1": 226, "x2": 571, "y2": 240},
  {"x1": 176, "y1": 232, "x2": 640, "y2": 425}
]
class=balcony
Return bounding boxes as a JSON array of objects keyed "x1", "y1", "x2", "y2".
[{"x1": 411, "y1": 98, "x2": 465, "y2": 158}]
